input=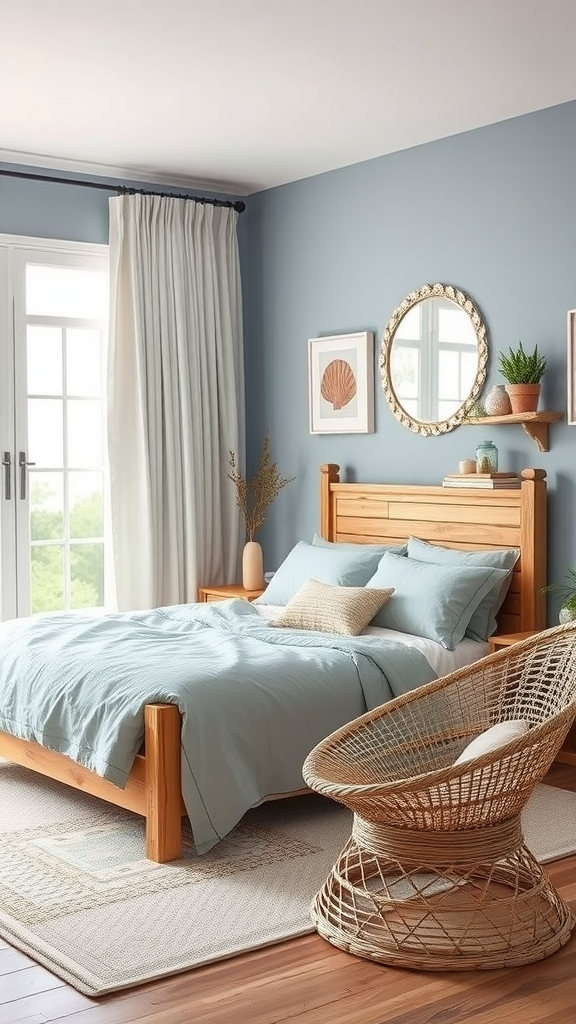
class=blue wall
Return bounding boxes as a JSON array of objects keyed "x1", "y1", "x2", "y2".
[
  {"x1": 245, "y1": 101, "x2": 576, "y2": 621},
  {"x1": 2, "y1": 100, "x2": 575, "y2": 622}
]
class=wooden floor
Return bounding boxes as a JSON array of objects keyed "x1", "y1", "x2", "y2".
[{"x1": 1, "y1": 763, "x2": 575, "y2": 1024}]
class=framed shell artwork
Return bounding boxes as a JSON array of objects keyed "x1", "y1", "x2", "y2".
[{"x1": 308, "y1": 331, "x2": 374, "y2": 433}]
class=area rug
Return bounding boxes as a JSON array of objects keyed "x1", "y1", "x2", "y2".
[{"x1": 1, "y1": 763, "x2": 576, "y2": 997}]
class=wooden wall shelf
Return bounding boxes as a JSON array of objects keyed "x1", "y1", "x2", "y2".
[{"x1": 464, "y1": 411, "x2": 563, "y2": 452}]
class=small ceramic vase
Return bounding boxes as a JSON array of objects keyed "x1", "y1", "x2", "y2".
[
  {"x1": 242, "y1": 540, "x2": 264, "y2": 591},
  {"x1": 484, "y1": 384, "x2": 512, "y2": 416}
]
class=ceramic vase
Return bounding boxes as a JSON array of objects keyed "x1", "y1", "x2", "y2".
[
  {"x1": 484, "y1": 384, "x2": 512, "y2": 416},
  {"x1": 242, "y1": 540, "x2": 264, "y2": 591},
  {"x1": 559, "y1": 604, "x2": 576, "y2": 625}
]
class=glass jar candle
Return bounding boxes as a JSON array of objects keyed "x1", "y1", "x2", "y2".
[{"x1": 475, "y1": 440, "x2": 498, "y2": 474}]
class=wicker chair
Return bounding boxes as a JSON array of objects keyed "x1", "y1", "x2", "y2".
[{"x1": 302, "y1": 623, "x2": 576, "y2": 970}]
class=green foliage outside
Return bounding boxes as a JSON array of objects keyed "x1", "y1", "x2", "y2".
[{"x1": 30, "y1": 481, "x2": 104, "y2": 613}]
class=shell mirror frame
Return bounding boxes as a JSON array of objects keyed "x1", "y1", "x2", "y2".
[{"x1": 380, "y1": 283, "x2": 489, "y2": 436}]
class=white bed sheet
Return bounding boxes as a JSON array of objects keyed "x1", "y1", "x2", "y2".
[{"x1": 255, "y1": 604, "x2": 488, "y2": 677}]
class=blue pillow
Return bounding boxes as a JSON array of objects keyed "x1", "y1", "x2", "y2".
[
  {"x1": 256, "y1": 541, "x2": 385, "y2": 606},
  {"x1": 311, "y1": 534, "x2": 407, "y2": 557},
  {"x1": 407, "y1": 536, "x2": 519, "y2": 642},
  {"x1": 366, "y1": 550, "x2": 510, "y2": 650}
]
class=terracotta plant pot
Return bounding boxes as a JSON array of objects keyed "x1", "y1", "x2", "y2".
[{"x1": 505, "y1": 383, "x2": 541, "y2": 414}]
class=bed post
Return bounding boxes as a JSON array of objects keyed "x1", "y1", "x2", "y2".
[
  {"x1": 519, "y1": 468, "x2": 547, "y2": 631},
  {"x1": 320, "y1": 463, "x2": 340, "y2": 540},
  {"x1": 144, "y1": 704, "x2": 183, "y2": 862}
]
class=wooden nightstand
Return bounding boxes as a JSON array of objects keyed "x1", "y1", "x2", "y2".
[
  {"x1": 197, "y1": 583, "x2": 265, "y2": 603},
  {"x1": 488, "y1": 629, "x2": 576, "y2": 767},
  {"x1": 488, "y1": 631, "x2": 540, "y2": 655}
]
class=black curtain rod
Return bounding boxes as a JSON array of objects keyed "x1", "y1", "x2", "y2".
[{"x1": 0, "y1": 167, "x2": 246, "y2": 212}]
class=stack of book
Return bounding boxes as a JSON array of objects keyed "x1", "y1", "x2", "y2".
[{"x1": 442, "y1": 472, "x2": 520, "y2": 489}]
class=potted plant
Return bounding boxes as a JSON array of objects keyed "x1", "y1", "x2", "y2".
[
  {"x1": 543, "y1": 567, "x2": 576, "y2": 624},
  {"x1": 498, "y1": 341, "x2": 547, "y2": 414}
]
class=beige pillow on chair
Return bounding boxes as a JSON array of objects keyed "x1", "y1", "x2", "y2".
[
  {"x1": 273, "y1": 579, "x2": 394, "y2": 636},
  {"x1": 454, "y1": 719, "x2": 529, "y2": 765}
]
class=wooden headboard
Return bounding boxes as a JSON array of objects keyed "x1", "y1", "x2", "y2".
[{"x1": 319, "y1": 464, "x2": 547, "y2": 635}]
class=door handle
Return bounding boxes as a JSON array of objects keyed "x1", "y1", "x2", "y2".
[
  {"x1": 2, "y1": 451, "x2": 11, "y2": 500},
  {"x1": 19, "y1": 451, "x2": 36, "y2": 500}
]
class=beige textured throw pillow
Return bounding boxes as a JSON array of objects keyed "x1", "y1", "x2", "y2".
[
  {"x1": 453, "y1": 719, "x2": 529, "y2": 765},
  {"x1": 273, "y1": 579, "x2": 394, "y2": 636}
]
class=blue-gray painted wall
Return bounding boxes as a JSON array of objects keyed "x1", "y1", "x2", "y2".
[
  {"x1": 1, "y1": 100, "x2": 575, "y2": 621},
  {"x1": 246, "y1": 101, "x2": 576, "y2": 622}
]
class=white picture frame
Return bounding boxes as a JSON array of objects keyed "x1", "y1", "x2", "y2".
[
  {"x1": 308, "y1": 331, "x2": 374, "y2": 434},
  {"x1": 568, "y1": 309, "x2": 576, "y2": 425}
]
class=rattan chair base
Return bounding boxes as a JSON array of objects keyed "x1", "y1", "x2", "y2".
[{"x1": 311, "y1": 834, "x2": 575, "y2": 970}]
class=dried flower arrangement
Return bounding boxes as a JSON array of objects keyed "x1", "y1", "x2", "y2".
[{"x1": 228, "y1": 433, "x2": 295, "y2": 542}]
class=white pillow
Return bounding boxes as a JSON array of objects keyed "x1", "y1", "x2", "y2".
[
  {"x1": 272, "y1": 579, "x2": 394, "y2": 636},
  {"x1": 453, "y1": 719, "x2": 529, "y2": 765}
]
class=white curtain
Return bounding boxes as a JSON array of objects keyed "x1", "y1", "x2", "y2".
[{"x1": 107, "y1": 193, "x2": 245, "y2": 610}]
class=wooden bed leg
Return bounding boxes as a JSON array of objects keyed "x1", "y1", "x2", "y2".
[{"x1": 144, "y1": 703, "x2": 183, "y2": 862}]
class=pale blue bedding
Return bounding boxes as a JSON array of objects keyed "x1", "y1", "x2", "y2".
[{"x1": 0, "y1": 599, "x2": 436, "y2": 853}]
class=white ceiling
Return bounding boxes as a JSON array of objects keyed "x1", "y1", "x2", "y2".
[{"x1": 2, "y1": 0, "x2": 576, "y2": 196}]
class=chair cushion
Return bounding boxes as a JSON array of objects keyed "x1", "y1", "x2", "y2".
[
  {"x1": 366, "y1": 550, "x2": 510, "y2": 649},
  {"x1": 453, "y1": 719, "x2": 529, "y2": 764},
  {"x1": 272, "y1": 579, "x2": 394, "y2": 635},
  {"x1": 406, "y1": 537, "x2": 519, "y2": 642},
  {"x1": 255, "y1": 540, "x2": 389, "y2": 606}
]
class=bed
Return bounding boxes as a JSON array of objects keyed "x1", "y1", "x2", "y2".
[{"x1": 0, "y1": 464, "x2": 548, "y2": 861}]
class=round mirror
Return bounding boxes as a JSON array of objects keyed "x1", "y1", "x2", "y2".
[{"x1": 380, "y1": 283, "x2": 488, "y2": 436}]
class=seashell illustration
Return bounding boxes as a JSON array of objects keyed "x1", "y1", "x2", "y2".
[{"x1": 321, "y1": 359, "x2": 357, "y2": 410}]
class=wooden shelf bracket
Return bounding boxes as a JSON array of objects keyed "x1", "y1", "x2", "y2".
[{"x1": 465, "y1": 411, "x2": 562, "y2": 452}]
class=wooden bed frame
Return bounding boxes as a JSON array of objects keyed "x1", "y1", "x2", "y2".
[{"x1": 0, "y1": 464, "x2": 549, "y2": 862}]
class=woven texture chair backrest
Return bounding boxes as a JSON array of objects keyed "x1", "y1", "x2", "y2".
[{"x1": 303, "y1": 623, "x2": 576, "y2": 831}]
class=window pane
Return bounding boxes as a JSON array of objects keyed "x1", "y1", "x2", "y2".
[
  {"x1": 67, "y1": 401, "x2": 103, "y2": 468},
  {"x1": 461, "y1": 351, "x2": 478, "y2": 394},
  {"x1": 69, "y1": 472, "x2": 103, "y2": 539},
  {"x1": 31, "y1": 545, "x2": 64, "y2": 613},
  {"x1": 438, "y1": 308, "x2": 477, "y2": 346},
  {"x1": 70, "y1": 542, "x2": 104, "y2": 608},
  {"x1": 28, "y1": 398, "x2": 63, "y2": 467},
  {"x1": 391, "y1": 346, "x2": 419, "y2": 398},
  {"x1": 396, "y1": 306, "x2": 421, "y2": 342},
  {"x1": 30, "y1": 473, "x2": 63, "y2": 541},
  {"x1": 67, "y1": 328, "x2": 103, "y2": 397},
  {"x1": 438, "y1": 351, "x2": 460, "y2": 399},
  {"x1": 438, "y1": 399, "x2": 463, "y2": 418},
  {"x1": 26, "y1": 265, "x2": 109, "y2": 319},
  {"x1": 27, "y1": 326, "x2": 62, "y2": 395},
  {"x1": 398, "y1": 398, "x2": 419, "y2": 416}
]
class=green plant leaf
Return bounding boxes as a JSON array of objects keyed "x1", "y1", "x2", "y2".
[
  {"x1": 497, "y1": 341, "x2": 547, "y2": 384},
  {"x1": 542, "y1": 566, "x2": 576, "y2": 604}
]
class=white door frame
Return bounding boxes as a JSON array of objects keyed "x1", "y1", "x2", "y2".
[{"x1": 0, "y1": 234, "x2": 108, "y2": 620}]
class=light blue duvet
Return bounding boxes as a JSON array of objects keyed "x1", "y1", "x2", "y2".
[{"x1": 0, "y1": 600, "x2": 436, "y2": 853}]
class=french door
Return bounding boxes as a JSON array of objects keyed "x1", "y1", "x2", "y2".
[{"x1": 0, "y1": 235, "x2": 113, "y2": 620}]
